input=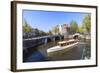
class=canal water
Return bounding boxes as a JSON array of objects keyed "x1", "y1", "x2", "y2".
[{"x1": 23, "y1": 40, "x2": 91, "y2": 62}]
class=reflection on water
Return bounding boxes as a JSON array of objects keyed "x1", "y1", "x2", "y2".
[
  {"x1": 23, "y1": 40, "x2": 91, "y2": 62},
  {"x1": 82, "y1": 40, "x2": 91, "y2": 59}
]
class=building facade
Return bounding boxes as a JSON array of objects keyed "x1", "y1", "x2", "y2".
[{"x1": 59, "y1": 24, "x2": 70, "y2": 39}]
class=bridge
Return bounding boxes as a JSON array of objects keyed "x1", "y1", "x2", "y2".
[{"x1": 23, "y1": 35, "x2": 64, "y2": 52}]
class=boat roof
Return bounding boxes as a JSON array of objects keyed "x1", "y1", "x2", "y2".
[{"x1": 58, "y1": 39, "x2": 76, "y2": 44}]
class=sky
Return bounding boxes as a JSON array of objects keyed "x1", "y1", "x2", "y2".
[{"x1": 23, "y1": 10, "x2": 89, "y2": 32}]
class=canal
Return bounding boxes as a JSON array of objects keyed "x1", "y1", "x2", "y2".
[{"x1": 23, "y1": 40, "x2": 91, "y2": 62}]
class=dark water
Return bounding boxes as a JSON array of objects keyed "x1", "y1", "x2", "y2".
[{"x1": 23, "y1": 40, "x2": 91, "y2": 62}]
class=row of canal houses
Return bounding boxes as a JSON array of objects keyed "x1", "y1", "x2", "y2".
[{"x1": 23, "y1": 23, "x2": 90, "y2": 39}]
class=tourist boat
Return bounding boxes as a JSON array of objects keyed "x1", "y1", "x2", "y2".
[{"x1": 47, "y1": 39, "x2": 79, "y2": 56}]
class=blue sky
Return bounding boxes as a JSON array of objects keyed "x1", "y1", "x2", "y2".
[{"x1": 23, "y1": 10, "x2": 89, "y2": 32}]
